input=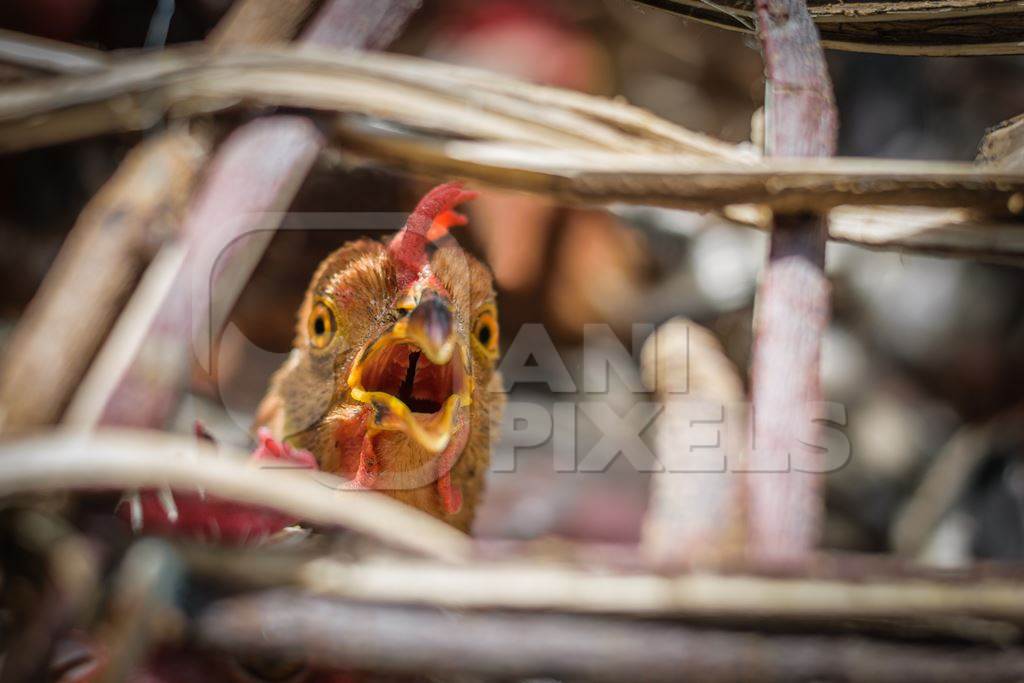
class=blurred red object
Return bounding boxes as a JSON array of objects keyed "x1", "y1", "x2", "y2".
[{"x1": 433, "y1": 0, "x2": 609, "y2": 93}]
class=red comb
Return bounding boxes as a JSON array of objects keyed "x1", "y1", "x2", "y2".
[{"x1": 389, "y1": 182, "x2": 477, "y2": 285}]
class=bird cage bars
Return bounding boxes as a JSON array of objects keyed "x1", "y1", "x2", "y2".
[{"x1": 2, "y1": 0, "x2": 1024, "y2": 680}]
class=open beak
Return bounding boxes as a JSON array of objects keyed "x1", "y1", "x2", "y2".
[{"x1": 347, "y1": 293, "x2": 472, "y2": 453}]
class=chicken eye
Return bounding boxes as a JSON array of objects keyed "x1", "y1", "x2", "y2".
[
  {"x1": 473, "y1": 307, "x2": 499, "y2": 358},
  {"x1": 308, "y1": 300, "x2": 336, "y2": 349}
]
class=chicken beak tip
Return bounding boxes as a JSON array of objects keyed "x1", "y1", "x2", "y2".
[
  {"x1": 405, "y1": 294, "x2": 456, "y2": 363},
  {"x1": 347, "y1": 315, "x2": 470, "y2": 453}
]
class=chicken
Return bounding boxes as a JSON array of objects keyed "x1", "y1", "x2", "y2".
[{"x1": 255, "y1": 182, "x2": 503, "y2": 531}]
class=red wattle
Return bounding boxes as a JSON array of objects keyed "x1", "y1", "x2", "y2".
[
  {"x1": 436, "y1": 415, "x2": 469, "y2": 515},
  {"x1": 353, "y1": 431, "x2": 381, "y2": 490},
  {"x1": 116, "y1": 427, "x2": 317, "y2": 545}
]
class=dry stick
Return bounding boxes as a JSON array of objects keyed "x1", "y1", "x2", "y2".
[
  {"x1": 84, "y1": 0, "x2": 421, "y2": 429},
  {"x1": 0, "y1": 46, "x2": 747, "y2": 157},
  {"x1": 2, "y1": 44, "x2": 1017, "y2": 263},
  {"x1": 10, "y1": 429, "x2": 1024, "y2": 595},
  {"x1": 194, "y1": 591, "x2": 1024, "y2": 683},
  {"x1": 0, "y1": 130, "x2": 209, "y2": 435},
  {"x1": 745, "y1": 0, "x2": 837, "y2": 561},
  {"x1": 978, "y1": 111, "x2": 1024, "y2": 171},
  {"x1": 1, "y1": 48, "x2": 1023, "y2": 212},
  {"x1": 0, "y1": 1, "x2": 327, "y2": 436},
  {"x1": 851, "y1": 83, "x2": 1024, "y2": 562},
  {"x1": 336, "y1": 136, "x2": 1024, "y2": 210},
  {"x1": 639, "y1": 319, "x2": 748, "y2": 566},
  {"x1": 632, "y1": 0, "x2": 1024, "y2": 56},
  {"x1": 6, "y1": 430, "x2": 1024, "y2": 622},
  {"x1": 890, "y1": 422, "x2": 995, "y2": 559},
  {"x1": 65, "y1": 118, "x2": 325, "y2": 427},
  {"x1": 322, "y1": 127, "x2": 1024, "y2": 266},
  {"x1": 825, "y1": 206, "x2": 1024, "y2": 266},
  {"x1": 0, "y1": 49, "x2": 691, "y2": 154},
  {"x1": 177, "y1": 545, "x2": 1024, "y2": 642},
  {"x1": 0, "y1": 28, "x2": 108, "y2": 74},
  {"x1": 0, "y1": 429, "x2": 470, "y2": 561},
  {"x1": 294, "y1": 557, "x2": 1024, "y2": 623},
  {"x1": 330, "y1": 131, "x2": 1024, "y2": 213},
  {"x1": 182, "y1": 531, "x2": 1024, "y2": 592},
  {"x1": 5, "y1": 49, "x2": 1024, "y2": 211}
]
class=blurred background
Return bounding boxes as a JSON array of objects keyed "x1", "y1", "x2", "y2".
[{"x1": 2, "y1": 0, "x2": 1024, "y2": 563}]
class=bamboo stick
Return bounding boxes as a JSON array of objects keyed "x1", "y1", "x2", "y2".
[
  {"x1": 633, "y1": 0, "x2": 1024, "y2": 56},
  {"x1": 0, "y1": 129, "x2": 209, "y2": 435},
  {"x1": 0, "y1": 429, "x2": 470, "y2": 561},
  {"x1": 6, "y1": 429, "x2": 1024, "y2": 621},
  {"x1": 331, "y1": 133, "x2": 1024, "y2": 213},
  {"x1": 0, "y1": 48, "x2": 1019, "y2": 212},
  {"x1": 979, "y1": 112, "x2": 1024, "y2": 171},
  {"x1": 745, "y1": 0, "x2": 836, "y2": 560},
  {"x1": 639, "y1": 319, "x2": 748, "y2": 566},
  {"x1": 0, "y1": 28, "x2": 108, "y2": 74},
  {"x1": 84, "y1": 0, "x2": 421, "y2": 429},
  {"x1": 295, "y1": 556, "x2": 1024, "y2": 623},
  {"x1": 195, "y1": 591, "x2": 1024, "y2": 682},
  {"x1": 0, "y1": 1, "x2": 328, "y2": 436}
]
